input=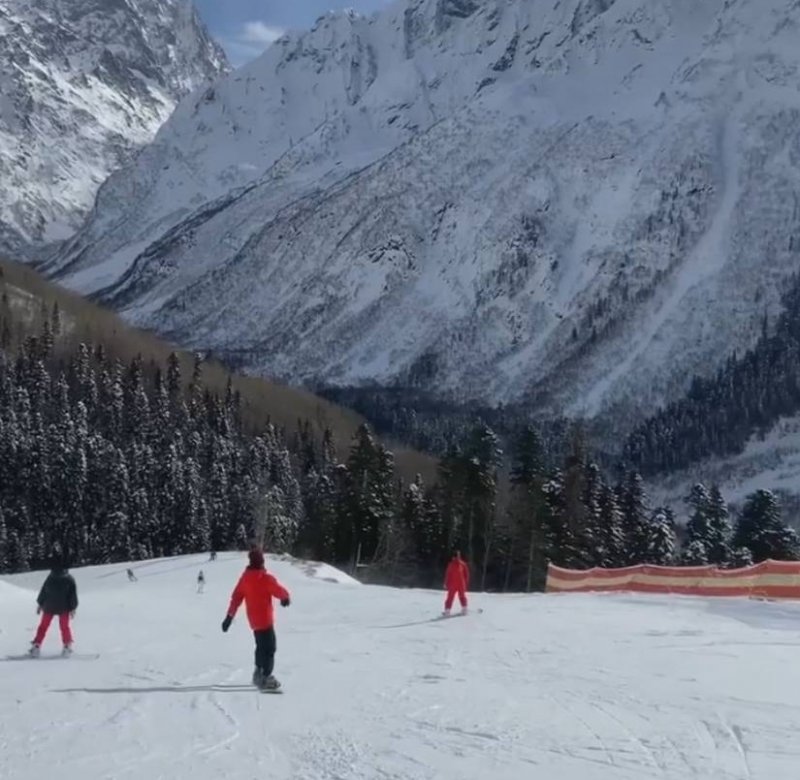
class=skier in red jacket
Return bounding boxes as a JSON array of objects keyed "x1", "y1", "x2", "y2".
[
  {"x1": 443, "y1": 550, "x2": 470, "y2": 615},
  {"x1": 221, "y1": 546, "x2": 291, "y2": 691}
]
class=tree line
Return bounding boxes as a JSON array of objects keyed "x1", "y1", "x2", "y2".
[
  {"x1": 624, "y1": 273, "x2": 800, "y2": 475},
  {"x1": 1, "y1": 294, "x2": 798, "y2": 587}
]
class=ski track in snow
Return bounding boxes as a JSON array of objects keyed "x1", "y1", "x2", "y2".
[{"x1": 3, "y1": 554, "x2": 800, "y2": 779}]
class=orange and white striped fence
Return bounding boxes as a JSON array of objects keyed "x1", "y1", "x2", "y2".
[{"x1": 546, "y1": 560, "x2": 800, "y2": 600}]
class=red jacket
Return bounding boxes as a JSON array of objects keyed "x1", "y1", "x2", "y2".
[
  {"x1": 227, "y1": 567, "x2": 290, "y2": 631},
  {"x1": 445, "y1": 558, "x2": 469, "y2": 591}
]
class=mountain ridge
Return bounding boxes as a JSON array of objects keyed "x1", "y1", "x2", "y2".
[
  {"x1": 44, "y1": 0, "x2": 800, "y2": 434},
  {"x1": 0, "y1": 0, "x2": 228, "y2": 256}
]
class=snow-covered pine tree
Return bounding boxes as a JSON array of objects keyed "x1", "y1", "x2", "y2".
[
  {"x1": 681, "y1": 539, "x2": 709, "y2": 565},
  {"x1": 706, "y1": 485, "x2": 732, "y2": 565},
  {"x1": 597, "y1": 484, "x2": 625, "y2": 568},
  {"x1": 728, "y1": 547, "x2": 754, "y2": 568},
  {"x1": 645, "y1": 508, "x2": 676, "y2": 564},
  {"x1": 508, "y1": 425, "x2": 547, "y2": 591},
  {"x1": 580, "y1": 461, "x2": 603, "y2": 567},
  {"x1": 733, "y1": 489, "x2": 800, "y2": 562},
  {"x1": 618, "y1": 471, "x2": 650, "y2": 565},
  {"x1": 463, "y1": 424, "x2": 502, "y2": 589},
  {"x1": 684, "y1": 483, "x2": 713, "y2": 561},
  {"x1": 105, "y1": 510, "x2": 132, "y2": 563},
  {"x1": 541, "y1": 470, "x2": 576, "y2": 568},
  {"x1": 270, "y1": 445, "x2": 304, "y2": 547},
  {"x1": 256, "y1": 485, "x2": 295, "y2": 553},
  {"x1": 0, "y1": 507, "x2": 8, "y2": 572}
]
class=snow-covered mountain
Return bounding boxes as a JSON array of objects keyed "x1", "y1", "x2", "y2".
[
  {"x1": 47, "y1": 0, "x2": 800, "y2": 427},
  {"x1": 0, "y1": 0, "x2": 227, "y2": 257}
]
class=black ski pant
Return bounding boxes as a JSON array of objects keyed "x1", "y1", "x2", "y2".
[{"x1": 253, "y1": 627, "x2": 276, "y2": 676}]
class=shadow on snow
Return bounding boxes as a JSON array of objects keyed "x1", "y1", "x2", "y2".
[{"x1": 52, "y1": 684, "x2": 255, "y2": 694}]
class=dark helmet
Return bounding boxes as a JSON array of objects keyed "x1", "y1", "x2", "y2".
[{"x1": 248, "y1": 546, "x2": 265, "y2": 569}]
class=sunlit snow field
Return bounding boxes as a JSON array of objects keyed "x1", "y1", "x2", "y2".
[{"x1": 2, "y1": 552, "x2": 800, "y2": 779}]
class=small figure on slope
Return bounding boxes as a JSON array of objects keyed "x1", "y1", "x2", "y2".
[
  {"x1": 197, "y1": 570, "x2": 205, "y2": 594},
  {"x1": 221, "y1": 546, "x2": 291, "y2": 691},
  {"x1": 127, "y1": 568, "x2": 137, "y2": 582},
  {"x1": 209, "y1": 550, "x2": 217, "y2": 562},
  {"x1": 443, "y1": 550, "x2": 469, "y2": 616},
  {"x1": 30, "y1": 558, "x2": 79, "y2": 657}
]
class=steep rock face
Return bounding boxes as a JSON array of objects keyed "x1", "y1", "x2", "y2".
[
  {"x1": 0, "y1": 0, "x2": 227, "y2": 256},
  {"x1": 47, "y1": 0, "x2": 800, "y2": 429}
]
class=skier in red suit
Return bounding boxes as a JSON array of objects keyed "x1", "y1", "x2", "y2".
[
  {"x1": 443, "y1": 550, "x2": 470, "y2": 615},
  {"x1": 221, "y1": 546, "x2": 291, "y2": 691}
]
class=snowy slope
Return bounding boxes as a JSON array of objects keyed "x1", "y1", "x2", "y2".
[
  {"x1": 0, "y1": 0, "x2": 227, "y2": 256},
  {"x1": 3, "y1": 552, "x2": 800, "y2": 779},
  {"x1": 47, "y1": 0, "x2": 800, "y2": 425}
]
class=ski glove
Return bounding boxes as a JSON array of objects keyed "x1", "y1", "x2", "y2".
[
  {"x1": 280, "y1": 597, "x2": 290, "y2": 608},
  {"x1": 221, "y1": 615, "x2": 233, "y2": 633}
]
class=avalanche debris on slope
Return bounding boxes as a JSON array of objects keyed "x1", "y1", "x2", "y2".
[{"x1": 47, "y1": 0, "x2": 800, "y2": 427}]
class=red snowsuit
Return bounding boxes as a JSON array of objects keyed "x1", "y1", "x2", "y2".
[
  {"x1": 444, "y1": 557, "x2": 469, "y2": 611},
  {"x1": 226, "y1": 567, "x2": 290, "y2": 630}
]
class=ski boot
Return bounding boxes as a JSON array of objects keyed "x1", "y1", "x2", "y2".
[
  {"x1": 260, "y1": 674, "x2": 281, "y2": 692},
  {"x1": 442, "y1": 608, "x2": 451, "y2": 617},
  {"x1": 460, "y1": 606, "x2": 468, "y2": 615},
  {"x1": 29, "y1": 643, "x2": 41, "y2": 658},
  {"x1": 252, "y1": 667, "x2": 265, "y2": 688},
  {"x1": 62, "y1": 644, "x2": 73, "y2": 657}
]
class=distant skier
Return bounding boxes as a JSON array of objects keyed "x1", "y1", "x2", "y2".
[
  {"x1": 221, "y1": 546, "x2": 291, "y2": 691},
  {"x1": 209, "y1": 550, "x2": 217, "y2": 562},
  {"x1": 30, "y1": 559, "x2": 79, "y2": 657},
  {"x1": 443, "y1": 550, "x2": 469, "y2": 616},
  {"x1": 197, "y1": 570, "x2": 205, "y2": 594},
  {"x1": 126, "y1": 568, "x2": 137, "y2": 582}
]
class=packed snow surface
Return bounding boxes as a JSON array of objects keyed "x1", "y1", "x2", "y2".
[{"x1": 3, "y1": 552, "x2": 800, "y2": 779}]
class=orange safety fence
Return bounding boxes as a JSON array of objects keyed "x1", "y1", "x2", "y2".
[{"x1": 545, "y1": 560, "x2": 800, "y2": 600}]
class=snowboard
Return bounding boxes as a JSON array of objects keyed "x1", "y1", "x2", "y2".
[
  {"x1": 436, "y1": 607, "x2": 483, "y2": 620},
  {"x1": 3, "y1": 652, "x2": 99, "y2": 661}
]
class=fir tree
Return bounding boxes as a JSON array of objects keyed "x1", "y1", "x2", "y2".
[
  {"x1": 618, "y1": 471, "x2": 650, "y2": 564},
  {"x1": 597, "y1": 484, "x2": 625, "y2": 567},
  {"x1": 681, "y1": 539, "x2": 709, "y2": 566},
  {"x1": 729, "y1": 547, "x2": 754, "y2": 568},
  {"x1": 733, "y1": 490, "x2": 800, "y2": 562},
  {"x1": 0, "y1": 507, "x2": 8, "y2": 572},
  {"x1": 706, "y1": 485, "x2": 732, "y2": 565},
  {"x1": 645, "y1": 508, "x2": 676, "y2": 565},
  {"x1": 684, "y1": 483, "x2": 713, "y2": 561},
  {"x1": 509, "y1": 425, "x2": 547, "y2": 590}
]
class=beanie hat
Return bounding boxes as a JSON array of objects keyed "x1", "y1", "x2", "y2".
[{"x1": 248, "y1": 546, "x2": 265, "y2": 569}]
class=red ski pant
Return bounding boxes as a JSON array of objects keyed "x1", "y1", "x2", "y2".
[
  {"x1": 444, "y1": 588, "x2": 468, "y2": 610},
  {"x1": 33, "y1": 613, "x2": 73, "y2": 647}
]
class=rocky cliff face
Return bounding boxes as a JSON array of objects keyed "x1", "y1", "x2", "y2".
[
  {"x1": 46, "y1": 0, "x2": 800, "y2": 429},
  {"x1": 0, "y1": 0, "x2": 227, "y2": 256}
]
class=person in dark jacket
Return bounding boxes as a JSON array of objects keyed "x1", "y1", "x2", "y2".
[{"x1": 30, "y1": 562, "x2": 78, "y2": 656}]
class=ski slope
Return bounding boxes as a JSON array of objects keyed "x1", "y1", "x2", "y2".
[{"x1": 2, "y1": 553, "x2": 800, "y2": 779}]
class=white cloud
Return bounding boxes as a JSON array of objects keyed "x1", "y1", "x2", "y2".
[
  {"x1": 241, "y1": 21, "x2": 286, "y2": 46},
  {"x1": 223, "y1": 20, "x2": 286, "y2": 66}
]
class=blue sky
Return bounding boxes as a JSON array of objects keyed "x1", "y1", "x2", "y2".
[{"x1": 194, "y1": 1, "x2": 394, "y2": 65}]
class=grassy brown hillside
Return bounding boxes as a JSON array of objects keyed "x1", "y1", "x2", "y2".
[{"x1": 0, "y1": 258, "x2": 437, "y2": 484}]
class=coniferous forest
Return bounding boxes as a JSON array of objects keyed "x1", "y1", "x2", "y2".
[
  {"x1": 624, "y1": 273, "x2": 800, "y2": 475},
  {"x1": 1, "y1": 268, "x2": 799, "y2": 584}
]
